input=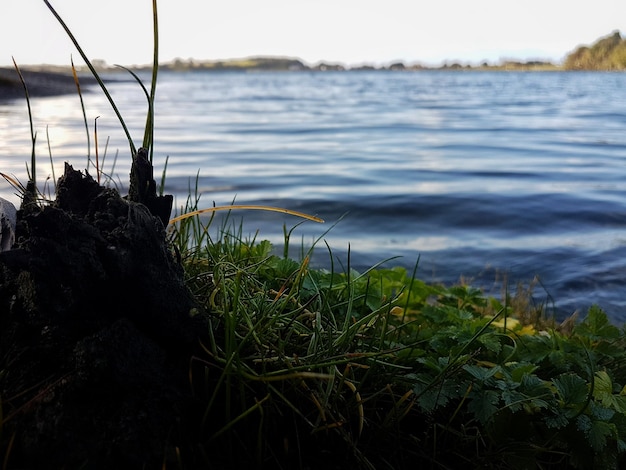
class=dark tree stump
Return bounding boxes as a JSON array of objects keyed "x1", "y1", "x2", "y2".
[{"x1": 0, "y1": 163, "x2": 208, "y2": 469}]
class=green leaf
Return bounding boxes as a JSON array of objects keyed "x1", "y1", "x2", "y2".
[
  {"x1": 592, "y1": 405, "x2": 615, "y2": 422},
  {"x1": 463, "y1": 364, "x2": 500, "y2": 382},
  {"x1": 421, "y1": 305, "x2": 452, "y2": 324},
  {"x1": 417, "y1": 356, "x2": 449, "y2": 373},
  {"x1": 574, "y1": 305, "x2": 620, "y2": 340},
  {"x1": 608, "y1": 395, "x2": 626, "y2": 415},
  {"x1": 545, "y1": 409, "x2": 570, "y2": 429},
  {"x1": 508, "y1": 362, "x2": 539, "y2": 383},
  {"x1": 414, "y1": 378, "x2": 461, "y2": 412},
  {"x1": 520, "y1": 374, "x2": 552, "y2": 398},
  {"x1": 477, "y1": 333, "x2": 502, "y2": 354},
  {"x1": 577, "y1": 413, "x2": 592, "y2": 433},
  {"x1": 468, "y1": 389, "x2": 500, "y2": 424},
  {"x1": 553, "y1": 373, "x2": 589, "y2": 406},
  {"x1": 594, "y1": 371, "x2": 613, "y2": 395},
  {"x1": 593, "y1": 374, "x2": 626, "y2": 414},
  {"x1": 577, "y1": 408, "x2": 617, "y2": 452},
  {"x1": 501, "y1": 389, "x2": 526, "y2": 413},
  {"x1": 587, "y1": 419, "x2": 615, "y2": 452}
]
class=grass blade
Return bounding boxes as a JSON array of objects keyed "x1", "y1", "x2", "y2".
[
  {"x1": 11, "y1": 58, "x2": 35, "y2": 186},
  {"x1": 144, "y1": 0, "x2": 159, "y2": 163},
  {"x1": 43, "y1": 0, "x2": 137, "y2": 156},
  {"x1": 70, "y1": 56, "x2": 90, "y2": 167},
  {"x1": 169, "y1": 205, "x2": 324, "y2": 225}
]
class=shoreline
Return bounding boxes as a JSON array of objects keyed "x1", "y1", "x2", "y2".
[
  {"x1": 0, "y1": 67, "x2": 97, "y2": 102},
  {"x1": 0, "y1": 62, "x2": 567, "y2": 103}
]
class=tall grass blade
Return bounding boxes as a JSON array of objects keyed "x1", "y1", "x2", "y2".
[
  {"x1": 94, "y1": 116, "x2": 100, "y2": 184},
  {"x1": 44, "y1": 126, "x2": 56, "y2": 197},
  {"x1": 114, "y1": 65, "x2": 153, "y2": 151},
  {"x1": 0, "y1": 173, "x2": 27, "y2": 196},
  {"x1": 159, "y1": 155, "x2": 169, "y2": 196},
  {"x1": 70, "y1": 56, "x2": 90, "y2": 166},
  {"x1": 144, "y1": 0, "x2": 159, "y2": 163},
  {"x1": 169, "y1": 205, "x2": 324, "y2": 225},
  {"x1": 43, "y1": 0, "x2": 137, "y2": 156},
  {"x1": 11, "y1": 58, "x2": 35, "y2": 186}
]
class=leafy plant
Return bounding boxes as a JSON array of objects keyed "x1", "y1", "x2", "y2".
[{"x1": 166, "y1": 199, "x2": 626, "y2": 468}]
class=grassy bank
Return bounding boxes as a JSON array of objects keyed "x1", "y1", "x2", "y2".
[
  {"x1": 3, "y1": 3, "x2": 626, "y2": 467},
  {"x1": 163, "y1": 194, "x2": 626, "y2": 468}
]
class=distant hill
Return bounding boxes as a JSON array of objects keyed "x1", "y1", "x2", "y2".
[{"x1": 564, "y1": 30, "x2": 626, "y2": 70}]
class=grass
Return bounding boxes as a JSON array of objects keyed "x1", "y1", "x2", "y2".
[
  {"x1": 167, "y1": 197, "x2": 626, "y2": 469},
  {"x1": 3, "y1": 2, "x2": 626, "y2": 469}
]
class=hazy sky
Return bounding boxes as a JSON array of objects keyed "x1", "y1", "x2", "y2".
[{"x1": 2, "y1": 0, "x2": 625, "y2": 67}]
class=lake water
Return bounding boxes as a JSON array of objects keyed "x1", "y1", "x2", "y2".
[{"x1": 1, "y1": 70, "x2": 626, "y2": 322}]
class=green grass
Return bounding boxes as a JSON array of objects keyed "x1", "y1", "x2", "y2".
[{"x1": 165, "y1": 195, "x2": 626, "y2": 469}]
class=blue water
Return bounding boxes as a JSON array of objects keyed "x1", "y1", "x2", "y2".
[{"x1": 1, "y1": 70, "x2": 626, "y2": 321}]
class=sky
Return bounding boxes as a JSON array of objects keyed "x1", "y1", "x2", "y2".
[{"x1": 1, "y1": 0, "x2": 625, "y2": 68}]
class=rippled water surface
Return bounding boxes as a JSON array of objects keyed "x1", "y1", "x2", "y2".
[{"x1": 2, "y1": 70, "x2": 626, "y2": 320}]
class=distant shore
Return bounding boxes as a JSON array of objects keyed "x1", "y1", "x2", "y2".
[
  {"x1": 2, "y1": 42, "x2": 622, "y2": 103},
  {"x1": 0, "y1": 66, "x2": 97, "y2": 102},
  {"x1": 3, "y1": 29, "x2": 625, "y2": 101},
  {"x1": 23, "y1": 57, "x2": 562, "y2": 73},
  {"x1": 0, "y1": 59, "x2": 561, "y2": 102}
]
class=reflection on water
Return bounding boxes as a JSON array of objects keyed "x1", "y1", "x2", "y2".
[{"x1": 1, "y1": 70, "x2": 626, "y2": 320}]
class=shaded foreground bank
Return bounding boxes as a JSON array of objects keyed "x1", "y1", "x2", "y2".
[{"x1": 2, "y1": 163, "x2": 626, "y2": 469}]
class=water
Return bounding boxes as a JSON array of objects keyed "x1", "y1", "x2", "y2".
[{"x1": 1, "y1": 70, "x2": 626, "y2": 322}]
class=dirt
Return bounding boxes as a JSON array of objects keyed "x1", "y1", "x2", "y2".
[{"x1": 0, "y1": 161, "x2": 211, "y2": 468}]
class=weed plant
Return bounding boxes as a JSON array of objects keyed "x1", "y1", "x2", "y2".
[{"x1": 169, "y1": 196, "x2": 626, "y2": 469}]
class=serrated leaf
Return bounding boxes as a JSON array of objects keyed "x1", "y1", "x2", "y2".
[
  {"x1": 501, "y1": 389, "x2": 526, "y2": 413},
  {"x1": 574, "y1": 305, "x2": 620, "y2": 340},
  {"x1": 413, "y1": 378, "x2": 461, "y2": 413},
  {"x1": 609, "y1": 395, "x2": 626, "y2": 414},
  {"x1": 587, "y1": 420, "x2": 615, "y2": 452},
  {"x1": 478, "y1": 333, "x2": 502, "y2": 354},
  {"x1": 594, "y1": 371, "x2": 613, "y2": 397},
  {"x1": 520, "y1": 374, "x2": 551, "y2": 398},
  {"x1": 509, "y1": 362, "x2": 539, "y2": 383},
  {"x1": 553, "y1": 373, "x2": 589, "y2": 405},
  {"x1": 545, "y1": 410, "x2": 569, "y2": 429},
  {"x1": 592, "y1": 370, "x2": 625, "y2": 412},
  {"x1": 576, "y1": 411, "x2": 616, "y2": 452},
  {"x1": 463, "y1": 364, "x2": 500, "y2": 382},
  {"x1": 417, "y1": 356, "x2": 448, "y2": 373},
  {"x1": 577, "y1": 414, "x2": 593, "y2": 433},
  {"x1": 592, "y1": 405, "x2": 615, "y2": 422},
  {"x1": 468, "y1": 389, "x2": 500, "y2": 424},
  {"x1": 421, "y1": 305, "x2": 448, "y2": 324}
]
